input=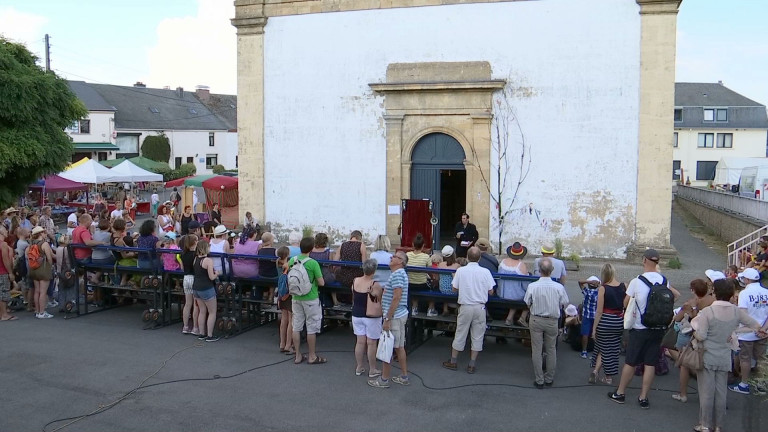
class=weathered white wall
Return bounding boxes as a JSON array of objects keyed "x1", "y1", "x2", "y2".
[
  {"x1": 674, "y1": 129, "x2": 768, "y2": 187},
  {"x1": 122, "y1": 129, "x2": 234, "y2": 174},
  {"x1": 69, "y1": 111, "x2": 114, "y2": 144},
  {"x1": 263, "y1": 0, "x2": 640, "y2": 254}
]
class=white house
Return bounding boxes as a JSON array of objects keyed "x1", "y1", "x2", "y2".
[
  {"x1": 232, "y1": 0, "x2": 681, "y2": 258},
  {"x1": 66, "y1": 81, "x2": 119, "y2": 162},
  {"x1": 673, "y1": 82, "x2": 768, "y2": 187}
]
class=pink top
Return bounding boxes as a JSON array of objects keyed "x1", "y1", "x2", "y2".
[
  {"x1": 233, "y1": 239, "x2": 261, "y2": 278},
  {"x1": 161, "y1": 244, "x2": 181, "y2": 271}
]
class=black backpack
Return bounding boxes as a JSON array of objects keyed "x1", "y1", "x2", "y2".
[{"x1": 638, "y1": 275, "x2": 674, "y2": 329}]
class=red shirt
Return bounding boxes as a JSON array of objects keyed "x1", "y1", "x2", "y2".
[{"x1": 72, "y1": 225, "x2": 93, "y2": 260}]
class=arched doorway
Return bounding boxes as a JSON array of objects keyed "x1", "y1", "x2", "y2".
[{"x1": 410, "y1": 132, "x2": 466, "y2": 250}]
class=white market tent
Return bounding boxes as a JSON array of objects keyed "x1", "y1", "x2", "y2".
[
  {"x1": 714, "y1": 157, "x2": 768, "y2": 185},
  {"x1": 59, "y1": 159, "x2": 133, "y2": 184},
  {"x1": 109, "y1": 160, "x2": 163, "y2": 182}
]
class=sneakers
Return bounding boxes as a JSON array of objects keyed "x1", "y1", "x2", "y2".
[
  {"x1": 580, "y1": 351, "x2": 588, "y2": 359},
  {"x1": 205, "y1": 336, "x2": 220, "y2": 342},
  {"x1": 355, "y1": 368, "x2": 366, "y2": 376},
  {"x1": 367, "y1": 377, "x2": 390, "y2": 388},
  {"x1": 728, "y1": 383, "x2": 750, "y2": 394},
  {"x1": 182, "y1": 326, "x2": 191, "y2": 334},
  {"x1": 671, "y1": 393, "x2": 688, "y2": 403},
  {"x1": 607, "y1": 392, "x2": 625, "y2": 404},
  {"x1": 391, "y1": 375, "x2": 410, "y2": 386},
  {"x1": 441, "y1": 360, "x2": 458, "y2": 371},
  {"x1": 426, "y1": 309, "x2": 438, "y2": 317},
  {"x1": 197, "y1": 334, "x2": 207, "y2": 341},
  {"x1": 411, "y1": 307, "x2": 419, "y2": 316},
  {"x1": 47, "y1": 300, "x2": 59, "y2": 308},
  {"x1": 638, "y1": 398, "x2": 650, "y2": 409},
  {"x1": 753, "y1": 383, "x2": 767, "y2": 395},
  {"x1": 36, "y1": 312, "x2": 54, "y2": 319},
  {"x1": 367, "y1": 369, "x2": 381, "y2": 378}
]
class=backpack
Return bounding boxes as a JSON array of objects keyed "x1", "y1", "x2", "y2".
[
  {"x1": 287, "y1": 257, "x2": 313, "y2": 296},
  {"x1": 277, "y1": 272, "x2": 289, "y2": 300},
  {"x1": 13, "y1": 255, "x2": 27, "y2": 282},
  {"x1": 26, "y1": 242, "x2": 44, "y2": 270},
  {"x1": 638, "y1": 275, "x2": 674, "y2": 329}
]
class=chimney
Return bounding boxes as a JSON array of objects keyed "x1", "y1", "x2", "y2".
[
  {"x1": 718, "y1": 80, "x2": 724, "y2": 85},
  {"x1": 195, "y1": 85, "x2": 210, "y2": 102},
  {"x1": 133, "y1": 81, "x2": 146, "y2": 88},
  {"x1": 176, "y1": 87, "x2": 184, "y2": 98}
]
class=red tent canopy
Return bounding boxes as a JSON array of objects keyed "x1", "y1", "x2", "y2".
[
  {"x1": 201, "y1": 176, "x2": 238, "y2": 190},
  {"x1": 164, "y1": 176, "x2": 192, "y2": 188},
  {"x1": 29, "y1": 175, "x2": 88, "y2": 192}
]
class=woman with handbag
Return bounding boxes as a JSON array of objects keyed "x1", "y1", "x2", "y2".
[
  {"x1": 671, "y1": 279, "x2": 714, "y2": 403},
  {"x1": 351, "y1": 259, "x2": 383, "y2": 378},
  {"x1": 689, "y1": 279, "x2": 768, "y2": 432},
  {"x1": 28, "y1": 226, "x2": 54, "y2": 319}
]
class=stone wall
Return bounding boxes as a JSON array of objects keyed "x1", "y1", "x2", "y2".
[{"x1": 676, "y1": 196, "x2": 764, "y2": 244}]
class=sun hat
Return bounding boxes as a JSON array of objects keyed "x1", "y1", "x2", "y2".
[
  {"x1": 738, "y1": 268, "x2": 760, "y2": 281},
  {"x1": 541, "y1": 242, "x2": 556, "y2": 254},
  {"x1": 5, "y1": 207, "x2": 18, "y2": 213},
  {"x1": 586, "y1": 275, "x2": 601, "y2": 283},
  {"x1": 475, "y1": 238, "x2": 491, "y2": 250},
  {"x1": 164, "y1": 231, "x2": 177, "y2": 240},
  {"x1": 565, "y1": 304, "x2": 579, "y2": 317},
  {"x1": 506, "y1": 242, "x2": 527, "y2": 258},
  {"x1": 704, "y1": 269, "x2": 726, "y2": 283},
  {"x1": 441, "y1": 245, "x2": 454, "y2": 257},
  {"x1": 31, "y1": 226, "x2": 45, "y2": 236},
  {"x1": 213, "y1": 225, "x2": 228, "y2": 236}
]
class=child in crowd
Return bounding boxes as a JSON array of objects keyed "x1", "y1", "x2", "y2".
[
  {"x1": 180, "y1": 234, "x2": 199, "y2": 335},
  {"x1": 14, "y1": 228, "x2": 30, "y2": 310},
  {"x1": 160, "y1": 232, "x2": 181, "y2": 272},
  {"x1": 726, "y1": 265, "x2": 739, "y2": 279},
  {"x1": 578, "y1": 276, "x2": 600, "y2": 359},
  {"x1": 276, "y1": 246, "x2": 293, "y2": 353},
  {"x1": 55, "y1": 235, "x2": 77, "y2": 311}
]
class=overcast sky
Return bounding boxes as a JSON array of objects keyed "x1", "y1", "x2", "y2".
[{"x1": 0, "y1": 0, "x2": 766, "y2": 105}]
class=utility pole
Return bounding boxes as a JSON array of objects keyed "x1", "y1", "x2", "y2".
[{"x1": 44, "y1": 34, "x2": 50, "y2": 72}]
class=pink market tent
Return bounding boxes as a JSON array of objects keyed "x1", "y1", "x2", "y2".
[{"x1": 29, "y1": 175, "x2": 88, "y2": 192}]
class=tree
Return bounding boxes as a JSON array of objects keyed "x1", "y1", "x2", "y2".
[
  {"x1": 141, "y1": 134, "x2": 170, "y2": 163},
  {"x1": 468, "y1": 84, "x2": 532, "y2": 253},
  {"x1": 0, "y1": 38, "x2": 87, "y2": 208},
  {"x1": 211, "y1": 164, "x2": 225, "y2": 174}
]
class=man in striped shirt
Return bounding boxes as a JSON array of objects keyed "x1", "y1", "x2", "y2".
[
  {"x1": 525, "y1": 257, "x2": 569, "y2": 389},
  {"x1": 369, "y1": 251, "x2": 410, "y2": 388}
]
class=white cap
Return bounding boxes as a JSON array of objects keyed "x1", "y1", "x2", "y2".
[
  {"x1": 565, "y1": 304, "x2": 578, "y2": 316},
  {"x1": 441, "y1": 245, "x2": 454, "y2": 257},
  {"x1": 705, "y1": 269, "x2": 726, "y2": 283},
  {"x1": 738, "y1": 268, "x2": 760, "y2": 282},
  {"x1": 586, "y1": 276, "x2": 601, "y2": 283}
]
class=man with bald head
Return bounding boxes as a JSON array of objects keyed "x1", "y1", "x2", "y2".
[{"x1": 441, "y1": 247, "x2": 495, "y2": 374}]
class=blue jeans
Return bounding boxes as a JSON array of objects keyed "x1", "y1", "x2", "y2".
[{"x1": 193, "y1": 287, "x2": 216, "y2": 301}]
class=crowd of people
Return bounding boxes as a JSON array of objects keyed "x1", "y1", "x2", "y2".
[{"x1": 2, "y1": 203, "x2": 768, "y2": 431}]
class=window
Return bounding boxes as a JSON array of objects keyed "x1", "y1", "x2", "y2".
[
  {"x1": 186, "y1": 157, "x2": 193, "y2": 164},
  {"x1": 696, "y1": 161, "x2": 717, "y2": 181},
  {"x1": 209, "y1": 132, "x2": 215, "y2": 147},
  {"x1": 673, "y1": 160, "x2": 681, "y2": 180},
  {"x1": 704, "y1": 109, "x2": 715, "y2": 122},
  {"x1": 674, "y1": 109, "x2": 683, "y2": 122},
  {"x1": 205, "y1": 154, "x2": 218, "y2": 169},
  {"x1": 716, "y1": 133, "x2": 733, "y2": 148},
  {"x1": 697, "y1": 133, "x2": 714, "y2": 148},
  {"x1": 115, "y1": 134, "x2": 139, "y2": 158},
  {"x1": 149, "y1": 106, "x2": 160, "y2": 114},
  {"x1": 67, "y1": 119, "x2": 91, "y2": 134},
  {"x1": 673, "y1": 132, "x2": 678, "y2": 148},
  {"x1": 716, "y1": 109, "x2": 727, "y2": 121},
  {"x1": 174, "y1": 157, "x2": 182, "y2": 169},
  {"x1": 97, "y1": 152, "x2": 107, "y2": 161}
]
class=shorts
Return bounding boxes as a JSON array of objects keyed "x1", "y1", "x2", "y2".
[
  {"x1": 581, "y1": 317, "x2": 594, "y2": 336},
  {"x1": 389, "y1": 316, "x2": 407, "y2": 349},
  {"x1": 352, "y1": 316, "x2": 383, "y2": 340},
  {"x1": 278, "y1": 294, "x2": 292, "y2": 311},
  {"x1": 292, "y1": 298, "x2": 322, "y2": 335},
  {"x1": 183, "y1": 275, "x2": 195, "y2": 295},
  {"x1": 193, "y1": 287, "x2": 216, "y2": 301},
  {"x1": 738, "y1": 339, "x2": 768, "y2": 363},
  {"x1": 624, "y1": 328, "x2": 665, "y2": 367},
  {"x1": 409, "y1": 283, "x2": 429, "y2": 293},
  {"x1": 0, "y1": 274, "x2": 10, "y2": 302}
]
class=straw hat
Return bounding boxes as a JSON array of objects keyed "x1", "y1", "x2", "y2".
[
  {"x1": 31, "y1": 226, "x2": 46, "y2": 236},
  {"x1": 213, "y1": 225, "x2": 228, "y2": 236}
]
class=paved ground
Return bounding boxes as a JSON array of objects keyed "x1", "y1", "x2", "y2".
[{"x1": 5, "y1": 205, "x2": 766, "y2": 432}]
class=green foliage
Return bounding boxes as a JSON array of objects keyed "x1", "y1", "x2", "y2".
[
  {"x1": 668, "y1": 256, "x2": 682, "y2": 269},
  {"x1": 211, "y1": 164, "x2": 226, "y2": 174},
  {"x1": 566, "y1": 253, "x2": 581, "y2": 265},
  {"x1": 163, "y1": 163, "x2": 196, "y2": 181},
  {"x1": 554, "y1": 238, "x2": 564, "y2": 259},
  {"x1": 140, "y1": 134, "x2": 170, "y2": 163},
  {"x1": 302, "y1": 225, "x2": 313, "y2": 239},
  {"x1": 0, "y1": 38, "x2": 87, "y2": 208}
]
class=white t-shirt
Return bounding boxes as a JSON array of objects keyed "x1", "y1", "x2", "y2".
[
  {"x1": 150, "y1": 193, "x2": 159, "y2": 205},
  {"x1": 66, "y1": 212, "x2": 78, "y2": 235},
  {"x1": 452, "y1": 262, "x2": 495, "y2": 305},
  {"x1": 110, "y1": 209, "x2": 123, "y2": 220},
  {"x1": 737, "y1": 282, "x2": 768, "y2": 341},
  {"x1": 626, "y1": 271, "x2": 667, "y2": 330}
]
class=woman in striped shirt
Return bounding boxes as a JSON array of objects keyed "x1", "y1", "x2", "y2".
[{"x1": 588, "y1": 263, "x2": 626, "y2": 385}]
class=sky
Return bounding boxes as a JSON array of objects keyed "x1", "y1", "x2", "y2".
[{"x1": 0, "y1": 0, "x2": 766, "y2": 104}]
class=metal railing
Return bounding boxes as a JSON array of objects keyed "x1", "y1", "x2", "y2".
[
  {"x1": 676, "y1": 185, "x2": 768, "y2": 223},
  {"x1": 727, "y1": 226, "x2": 768, "y2": 268}
]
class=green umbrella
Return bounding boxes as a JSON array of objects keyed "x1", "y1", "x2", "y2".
[
  {"x1": 99, "y1": 158, "x2": 127, "y2": 168},
  {"x1": 128, "y1": 156, "x2": 171, "y2": 173},
  {"x1": 182, "y1": 174, "x2": 217, "y2": 187}
]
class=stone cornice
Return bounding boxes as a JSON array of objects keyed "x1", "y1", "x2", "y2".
[
  {"x1": 635, "y1": 0, "x2": 682, "y2": 15},
  {"x1": 370, "y1": 80, "x2": 506, "y2": 93},
  {"x1": 231, "y1": 17, "x2": 268, "y2": 34}
]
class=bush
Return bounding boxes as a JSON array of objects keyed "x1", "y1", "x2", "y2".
[
  {"x1": 163, "y1": 163, "x2": 197, "y2": 181},
  {"x1": 141, "y1": 134, "x2": 171, "y2": 163},
  {"x1": 211, "y1": 164, "x2": 226, "y2": 174}
]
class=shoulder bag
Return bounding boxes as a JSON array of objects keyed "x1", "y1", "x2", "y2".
[
  {"x1": 623, "y1": 296, "x2": 638, "y2": 330},
  {"x1": 366, "y1": 281, "x2": 382, "y2": 318}
]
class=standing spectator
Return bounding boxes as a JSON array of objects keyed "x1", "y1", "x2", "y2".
[
  {"x1": 578, "y1": 275, "x2": 601, "y2": 359},
  {"x1": 192, "y1": 188, "x2": 199, "y2": 213},
  {"x1": 232, "y1": 225, "x2": 262, "y2": 279},
  {"x1": 170, "y1": 188, "x2": 181, "y2": 213},
  {"x1": 156, "y1": 205, "x2": 174, "y2": 234},
  {"x1": 210, "y1": 203, "x2": 222, "y2": 226},
  {"x1": 534, "y1": 242, "x2": 567, "y2": 284},
  {"x1": 728, "y1": 267, "x2": 768, "y2": 395},
  {"x1": 671, "y1": 279, "x2": 714, "y2": 402},
  {"x1": 499, "y1": 242, "x2": 530, "y2": 326},
  {"x1": 92, "y1": 194, "x2": 106, "y2": 216},
  {"x1": 369, "y1": 235, "x2": 393, "y2": 284},
  {"x1": 352, "y1": 259, "x2": 384, "y2": 378},
  {"x1": 290, "y1": 237, "x2": 326, "y2": 365},
  {"x1": 525, "y1": 257, "x2": 569, "y2": 388},
  {"x1": 28, "y1": 226, "x2": 54, "y2": 319},
  {"x1": 192, "y1": 240, "x2": 220, "y2": 342},
  {"x1": 124, "y1": 193, "x2": 136, "y2": 221},
  {"x1": 136, "y1": 220, "x2": 161, "y2": 270},
  {"x1": 54, "y1": 235, "x2": 76, "y2": 311},
  {"x1": 276, "y1": 246, "x2": 293, "y2": 354},
  {"x1": 693, "y1": 279, "x2": 768, "y2": 432},
  {"x1": 19, "y1": 209, "x2": 32, "y2": 232},
  {"x1": 406, "y1": 233, "x2": 434, "y2": 316},
  {"x1": 150, "y1": 188, "x2": 159, "y2": 217},
  {"x1": 434, "y1": 245, "x2": 460, "y2": 316},
  {"x1": 453, "y1": 212, "x2": 478, "y2": 258},
  {"x1": 67, "y1": 208, "x2": 85, "y2": 236},
  {"x1": 441, "y1": 247, "x2": 495, "y2": 373},
  {"x1": 180, "y1": 205, "x2": 196, "y2": 236},
  {"x1": 180, "y1": 234, "x2": 199, "y2": 335},
  {"x1": 368, "y1": 251, "x2": 410, "y2": 388},
  {"x1": 588, "y1": 264, "x2": 626, "y2": 386},
  {"x1": 608, "y1": 249, "x2": 680, "y2": 409},
  {"x1": 72, "y1": 214, "x2": 105, "y2": 265},
  {"x1": 334, "y1": 230, "x2": 367, "y2": 305},
  {"x1": 0, "y1": 226, "x2": 17, "y2": 321},
  {"x1": 110, "y1": 203, "x2": 123, "y2": 221},
  {"x1": 38, "y1": 206, "x2": 56, "y2": 244},
  {"x1": 114, "y1": 186, "x2": 126, "y2": 210}
]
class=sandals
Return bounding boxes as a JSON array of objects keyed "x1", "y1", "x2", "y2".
[
  {"x1": 0, "y1": 315, "x2": 18, "y2": 321},
  {"x1": 307, "y1": 356, "x2": 327, "y2": 365},
  {"x1": 588, "y1": 371, "x2": 597, "y2": 384},
  {"x1": 599, "y1": 376, "x2": 613, "y2": 386},
  {"x1": 672, "y1": 393, "x2": 688, "y2": 403},
  {"x1": 294, "y1": 354, "x2": 307, "y2": 364}
]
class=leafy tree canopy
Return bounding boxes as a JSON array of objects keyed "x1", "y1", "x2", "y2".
[
  {"x1": 0, "y1": 38, "x2": 87, "y2": 208},
  {"x1": 141, "y1": 134, "x2": 171, "y2": 163}
]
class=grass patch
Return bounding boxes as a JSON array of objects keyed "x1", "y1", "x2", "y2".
[{"x1": 668, "y1": 256, "x2": 682, "y2": 269}]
